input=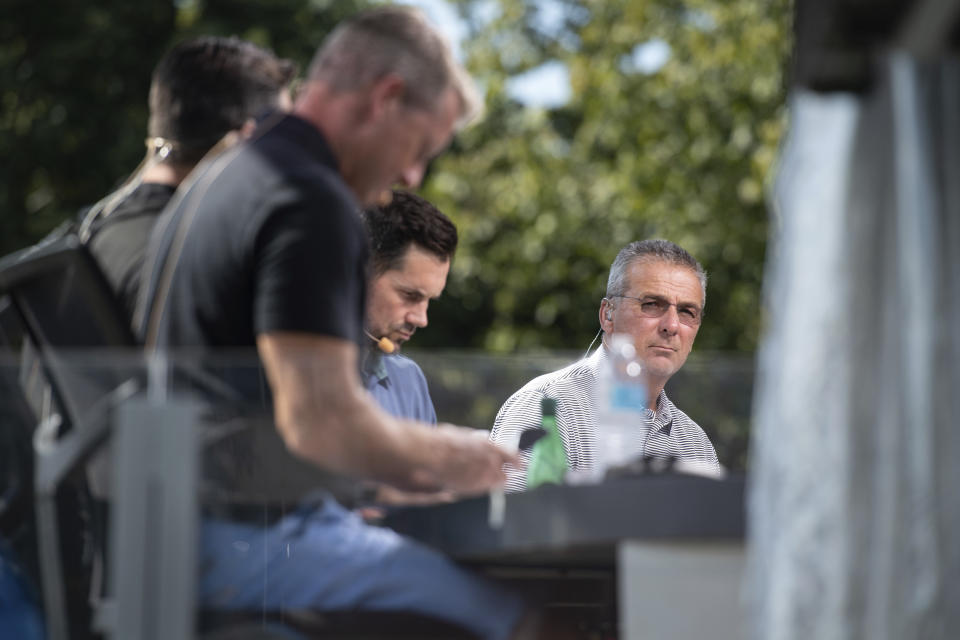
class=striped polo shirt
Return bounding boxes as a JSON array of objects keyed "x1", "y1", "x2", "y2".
[{"x1": 490, "y1": 347, "x2": 721, "y2": 492}]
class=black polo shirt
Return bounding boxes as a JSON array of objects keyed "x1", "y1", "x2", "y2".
[
  {"x1": 137, "y1": 113, "x2": 368, "y2": 398},
  {"x1": 87, "y1": 182, "x2": 176, "y2": 323}
]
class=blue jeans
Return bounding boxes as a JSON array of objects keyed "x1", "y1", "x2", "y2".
[
  {"x1": 0, "y1": 538, "x2": 45, "y2": 640},
  {"x1": 199, "y1": 499, "x2": 525, "y2": 640}
]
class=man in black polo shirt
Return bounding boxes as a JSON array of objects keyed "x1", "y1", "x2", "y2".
[
  {"x1": 82, "y1": 36, "x2": 294, "y2": 321},
  {"x1": 137, "y1": 8, "x2": 538, "y2": 640}
]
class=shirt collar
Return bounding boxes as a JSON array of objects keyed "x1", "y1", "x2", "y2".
[
  {"x1": 650, "y1": 389, "x2": 674, "y2": 435},
  {"x1": 102, "y1": 182, "x2": 176, "y2": 218},
  {"x1": 361, "y1": 348, "x2": 390, "y2": 388},
  {"x1": 586, "y1": 345, "x2": 608, "y2": 375},
  {"x1": 261, "y1": 112, "x2": 341, "y2": 173}
]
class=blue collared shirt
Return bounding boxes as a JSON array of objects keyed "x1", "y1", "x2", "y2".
[{"x1": 362, "y1": 351, "x2": 437, "y2": 424}]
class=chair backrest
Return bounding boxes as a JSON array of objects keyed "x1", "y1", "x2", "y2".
[
  {"x1": 0, "y1": 235, "x2": 135, "y2": 348},
  {"x1": 0, "y1": 235, "x2": 141, "y2": 640},
  {"x1": 0, "y1": 235, "x2": 140, "y2": 435},
  {"x1": 0, "y1": 291, "x2": 96, "y2": 640},
  {"x1": 0, "y1": 296, "x2": 38, "y2": 543}
]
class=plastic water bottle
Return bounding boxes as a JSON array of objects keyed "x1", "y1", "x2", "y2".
[
  {"x1": 595, "y1": 334, "x2": 649, "y2": 477},
  {"x1": 526, "y1": 397, "x2": 566, "y2": 489}
]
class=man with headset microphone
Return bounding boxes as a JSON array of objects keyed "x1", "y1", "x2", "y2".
[
  {"x1": 359, "y1": 189, "x2": 457, "y2": 424},
  {"x1": 490, "y1": 239, "x2": 722, "y2": 492},
  {"x1": 355, "y1": 190, "x2": 462, "y2": 513}
]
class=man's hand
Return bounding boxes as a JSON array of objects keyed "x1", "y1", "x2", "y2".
[
  {"x1": 372, "y1": 485, "x2": 456, "y2": 506},
  {"x1": 411, "y1": 424, "x2": 519, "y2": 495}
]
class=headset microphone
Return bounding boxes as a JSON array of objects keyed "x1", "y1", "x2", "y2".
[{"x1": 364, "y1": 330, "x2": 396, "y2": 354}]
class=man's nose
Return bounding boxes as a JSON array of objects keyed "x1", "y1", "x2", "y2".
[
  {"x1": 407, "y1": 303, "x2": 428, "y2": 328},
  {"x1": 658, "y1": 305, "x2": 680, "y2": 334}
]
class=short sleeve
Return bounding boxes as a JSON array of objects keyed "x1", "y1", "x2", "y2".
[{"x1": 252, "y1": 200, "x2": 368, "y2": 342}]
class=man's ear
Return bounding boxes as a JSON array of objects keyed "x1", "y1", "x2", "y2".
[
  {"x1": 599, "y1": 298, "x2": 614, "y2": 334},
  {"x1": 368, "y1": 73, "x2": 406, "y2": 119}
]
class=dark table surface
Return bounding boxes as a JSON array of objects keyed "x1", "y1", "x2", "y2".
[{"x1": 383, "y1": 472, "x2": 746, "y2": 568}]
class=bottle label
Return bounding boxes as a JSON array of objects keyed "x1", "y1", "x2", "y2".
[{"x1": 609, "y1": 383, "x2": 646, "y2": 412}]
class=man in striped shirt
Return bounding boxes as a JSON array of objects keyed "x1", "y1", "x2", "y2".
[{"x1": 490, "y1": 239, "x2": 721, "y2": 492}]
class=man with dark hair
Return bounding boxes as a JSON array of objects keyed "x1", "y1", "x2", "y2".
[
  {"x1": 361, "y1": 190, "x2": 457, "y2": 422},
  {"x1": 490, "y1": 239, "x2": 721, "y2": 492},
  {"x1": 136, "y1": 8, "x2": 548, "y2": 640},
  {"x1": 81, "y1": 36, "x2": 295, "y2": 320}
]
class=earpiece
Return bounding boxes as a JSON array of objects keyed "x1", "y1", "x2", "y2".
[
  {"x1": 605, "y1": 309, "x2": 613, "y2": 320},
  {"x1": 582, "y1": 328, "x2": 603, "y2": 360}
]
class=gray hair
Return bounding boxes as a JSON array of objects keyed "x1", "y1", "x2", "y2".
[
  {"x1": 605, "y1": 239, "x2": 707, "y2": 308},
  {"x1": 307, "y1": 6, "x2": 480, "y2": 127}
]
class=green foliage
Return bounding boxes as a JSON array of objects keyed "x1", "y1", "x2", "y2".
[
  {"x1": 419, "y1": 0, "x2": 791, "y2": 353},
  {"x1": 0, "y1": 0, "x2": 369, "y2": 256},
  {"x1": 1, "y1": 0, "x2": 175, "y2": 255},
  {"x1": 3, "y1": 0, "x2": 790, "y2": 356}
]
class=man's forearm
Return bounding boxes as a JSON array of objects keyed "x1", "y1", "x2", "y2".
[
  {"x1": 271, "y1": 356, "x2": 436, "y2": 486},
  {"x1": 258, "y1": 332, "x2": 513, "y2": 493}
]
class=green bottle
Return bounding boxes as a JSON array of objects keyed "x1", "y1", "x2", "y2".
[{"x1": 526, "y1": 397, "x2": 566, "y2": 489}]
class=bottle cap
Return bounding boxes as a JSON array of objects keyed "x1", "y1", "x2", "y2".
[
  {"x1": 609, "y1": 333, "x2": 636, "y2": 358},
  {"x1": 541, "y1": 397, "x2": 557, "y2": 415}
]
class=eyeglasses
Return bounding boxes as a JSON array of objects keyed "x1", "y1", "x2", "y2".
[{"x1": 610, "y1": 295, "x2": 703, "y2": 327}]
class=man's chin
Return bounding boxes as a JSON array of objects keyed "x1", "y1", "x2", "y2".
[
  {"x1": 642, "y1": 358, "x2": 677, "y2": 381},
  {"x1": 392, "y1": 330, "x2": 415, "y2": 344}
]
